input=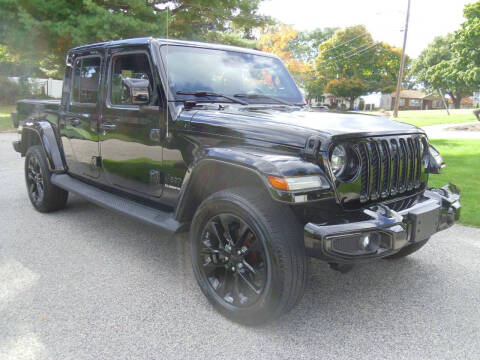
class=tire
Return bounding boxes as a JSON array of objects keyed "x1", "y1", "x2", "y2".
[
  {"x1": 384, "y1": 238, "x2": 430, "y2": 259},
  {"x1": 190, "y1": 187, "x2": 308, "y2": 325},
  {"x1": 25, "y1": 145, "x2": 68, "y2": 213}
]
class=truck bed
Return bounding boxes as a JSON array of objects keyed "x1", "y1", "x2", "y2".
[{"x1": 12, "y1": 99, "x2": 61, "y2": 128}]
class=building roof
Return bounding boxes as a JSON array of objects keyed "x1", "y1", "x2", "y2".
[
  {"x1": 422, "y1": 92, "x2": 444, "y2": 100},
  {"x1": 391, "y1": 89, "x2": 426, "y2": 99}
]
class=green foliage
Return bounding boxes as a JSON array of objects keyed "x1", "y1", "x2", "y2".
[
  {"x1": 412, "y1": 1, "x2": 480, "y2": 109},
  {"x1": 325, "y1": 78, "x2": 368, "y2": 109},
  {"x1": 286, "y1": 27, "x2": 338, "y2": 63},
  {"x1": 315, "y1": 25, "x2": 405, "y2": 107},
  {"x1": 0, "y1": 104, "x2": 16, "y2": 131},
  {"x1": 0, "y1": 0, "x2": 269, "y2": 78}
]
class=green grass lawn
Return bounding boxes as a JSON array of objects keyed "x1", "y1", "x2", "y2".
[
  {"x1": 395, "y1": 109, "x2": 477, "y2": 127},
  {"x1": 362, "y1": 109, "x2": 477, "y2": 127},
  {"x1": 0, "y1": 105, "x2": 16, "y2": 131},
  {"x1": 429, "y1": 139, "x2": 480, "y2": 228}
]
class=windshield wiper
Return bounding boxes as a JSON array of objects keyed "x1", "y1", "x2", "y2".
[
  {"x1": 176, "y1": 91, "x2": 248, "y2": 105},
  {"x1": 233, "y1": 93, "x2": 295, "y2": 106}
]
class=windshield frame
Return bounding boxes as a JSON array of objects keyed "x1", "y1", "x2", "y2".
[{"x1": 157, "y1": 43, "x2": 306, "y2": 106}]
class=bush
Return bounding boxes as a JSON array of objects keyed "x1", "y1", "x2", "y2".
[
  {"x1": 0, "y1": 76, "x2": 54, "y2": 105},
  {"x1": 0, "y1": 77, "x2": 24, "y2": 105}
]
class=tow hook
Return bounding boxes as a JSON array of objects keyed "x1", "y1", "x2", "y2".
[{"x1": 329, "y1": 263, "x2": 354, "y2": 274}]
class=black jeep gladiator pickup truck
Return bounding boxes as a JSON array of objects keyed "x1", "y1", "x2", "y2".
[{"x1": 13, "y1": 37, "x2": 461, "y2": 324}]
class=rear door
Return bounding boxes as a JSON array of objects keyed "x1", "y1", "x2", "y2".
[
  {"x1": 99, "y1": 48, "x2": 164, "y2": 198},
  {"x1": 60, "y1": 54, "x2": 103, "y2": 179}
]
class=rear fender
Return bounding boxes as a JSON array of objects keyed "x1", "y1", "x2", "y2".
[{"x1": 20, "y1": 120, "x2": 66, "y2": 173}]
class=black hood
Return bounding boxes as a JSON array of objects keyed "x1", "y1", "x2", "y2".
[{"x1": 187, "y1": 106, "x2": 423, "y2": 149}]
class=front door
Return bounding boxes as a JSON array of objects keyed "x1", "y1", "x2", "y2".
[
  {"x1": 100, "y1": 49, "x2": 164, "y2": 198},
  {"x1": 61, "y1": 54, "x2": 103, "y2": 179}
]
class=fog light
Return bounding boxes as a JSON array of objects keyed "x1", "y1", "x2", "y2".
[{"x1": 360, "y1": 234, "x2": 370, "y2": 250}]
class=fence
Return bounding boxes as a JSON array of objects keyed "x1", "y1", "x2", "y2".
[{"x1": 8, "y1": 77, "x2": 63, "y2": 99}]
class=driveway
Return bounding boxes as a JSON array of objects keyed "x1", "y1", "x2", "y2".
[
  {"x1": 422, "y1": 121, "x2": 480, "y2": 139},
  {"x1": 1, "y1": 132, "x2": 480, "y2": 360}
]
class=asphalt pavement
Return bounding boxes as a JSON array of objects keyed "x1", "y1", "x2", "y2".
[{"x1": 1, "y1": 132, "x2": 479, "y2": 360}]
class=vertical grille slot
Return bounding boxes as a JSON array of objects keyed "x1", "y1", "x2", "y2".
[
  {"x1": 359, "y1": 143, "x2": 370, "y2": 202},
  {"x1": 369, "y1": 142, "x2": 380, "y2": 200},
  {"x1": 399, "y1": 138, "x2": 408, "y2": 191},
  {"x1": 380, "y1": 140, "x2": 391, "y2": 197},
  {"x1": 357, "y1": 135, "x2": 426, "y2": 203}
]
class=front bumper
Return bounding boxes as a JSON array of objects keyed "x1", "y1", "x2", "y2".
[{"x1": 304, "y1": 185, "x2": 461, "y2": 263}]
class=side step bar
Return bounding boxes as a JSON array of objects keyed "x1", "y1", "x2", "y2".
[{"x1": 51, "y1": 174, "x2": 183, "y2": 235}]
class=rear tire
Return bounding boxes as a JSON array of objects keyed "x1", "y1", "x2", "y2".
[
  {"x1": 25, "y1": 145, "x2": 68, "y2": 213},
  {"x1": 190, "y1": 187, "x2": 308, "y2": 325},
  {"x1": 385, "y1": 238, "x2": 430, "y2": 259}
]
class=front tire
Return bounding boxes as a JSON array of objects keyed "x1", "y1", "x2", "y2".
[
  {"x1": 190, "y1": 187, "x2": 307, "y2": 325},
  {"x1": 25, "y1": 145, "x2": 68, "y2": 213}
]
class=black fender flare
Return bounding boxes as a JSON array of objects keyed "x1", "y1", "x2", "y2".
[
  {"x1": 174, "y1": 146, "x2": 333, "y2": 222},
  {"x1": 20, "y1": 120, "x2": 67, "y2": 173}
]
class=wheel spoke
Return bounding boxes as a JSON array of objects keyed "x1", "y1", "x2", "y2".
[
  {"x1": 203, "y1": 261, "x2": 225, "y2": 269},
  {"x1": 238, "y1": 270, "x2": 261, "y2": 295},
  {"x1": 235, "y1": 221, "x2": 250, "y2": 248},
  {"x1": 208, "y1": 221, "x2": 224, "y2": 246},
  {"x1": 242, "y1": 260, "x2": 256, "y2": 275},
  {"x1": 201, "y1": 239, "x2": 222, "y2": 255},
  {"x1": 218, "y1": 214, "x2": 234, "y2": 246}
]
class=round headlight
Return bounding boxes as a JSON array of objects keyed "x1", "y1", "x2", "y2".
[{"x1": 330, "y1": 145, "x2": 347, "y2": 175}]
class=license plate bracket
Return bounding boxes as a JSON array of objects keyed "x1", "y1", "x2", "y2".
[{"x1": 408, "y1": 202, "x2": 441, "y2": 242}]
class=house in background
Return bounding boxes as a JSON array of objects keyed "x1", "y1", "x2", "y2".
[
  {"x1": 390, "y1": 90, "x2": 445, "y2": 110},
  {"x1": 421, "y1": 93, "x2": 445, "y2": 110},
  {"x1": 448, "y1": 96, "x2": 474, "y2": 109},
  {"x1": 391, "y1": 89, "x2": 424, "y2": 110}
]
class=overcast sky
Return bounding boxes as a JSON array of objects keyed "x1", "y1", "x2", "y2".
[{"x1": 258, "y1": 0, "x2": 476, "y2": 58}]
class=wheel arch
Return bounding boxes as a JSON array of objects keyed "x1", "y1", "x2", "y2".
[
  {"x1": 174, "y1": 159, "x2": 271, "y2": 223},
  {"x1": 20, "y1": 121, "x2": 66, "y2": 173}
]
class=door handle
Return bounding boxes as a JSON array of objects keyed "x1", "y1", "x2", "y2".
[
  {"x1": 70, "y1": 118, "x2": 81, "y2": 127},
  {"x1": 100, "y1": 123, "x2": 117, "y2": 132}
]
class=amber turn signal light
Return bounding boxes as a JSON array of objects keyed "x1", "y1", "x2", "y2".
[{"x1": 267, "y1": 176, "x2": 290, "y2": 191}]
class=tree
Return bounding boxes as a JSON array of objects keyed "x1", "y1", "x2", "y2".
[
  {"x1": 315, "y1": 25, "x2": 404, "y2": 109},
  {"x1": 325, "y1": 78, "x2": 368, "y2": 109},
  {"x1": 258, "y1": 24, "x2": 314, "y2": 89},
  {"x1": 286, "y1": 27, "x2": 338, "y2": 63},
  {"x1": 0, "y1": 0, "x2": 269, "y2": 78},
  {"x1": 412, "y1": 1, "x2": 479, "y2": 109}
]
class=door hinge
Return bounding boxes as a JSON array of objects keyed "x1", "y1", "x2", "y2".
[{"x1": 91, "y1": 156, "x2": 102, "y2": 168}]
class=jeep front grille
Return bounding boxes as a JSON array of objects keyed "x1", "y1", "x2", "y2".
[{"x1": 357, "y1": 135, "x2": 427, "y2": 203}]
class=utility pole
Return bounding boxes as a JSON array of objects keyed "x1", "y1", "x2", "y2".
[
  {"x1": 393, "y1": 0, "x2": 411, "y2": 118},
  {"x1": 438, "y1": 89, "x2": 450, "y2": 115}
]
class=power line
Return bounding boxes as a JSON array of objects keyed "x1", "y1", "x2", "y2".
[
  {"x1": 318, "y1": 31, "x2": 370, "y2": 54},
  {"x1": 324, "y1": 41, "x2": 379, "y2": 61},
  {"x1": 342, "y1": 42, "x2": 379, "y2": 60}
]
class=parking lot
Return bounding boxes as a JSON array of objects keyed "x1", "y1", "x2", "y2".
[{"x1": 1, "y1": 132, "x2": 480, "y2": 360}]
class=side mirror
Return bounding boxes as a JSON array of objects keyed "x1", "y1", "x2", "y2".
[{"x1": 122, "y1": 78, "x2": 150, "y2": 105}]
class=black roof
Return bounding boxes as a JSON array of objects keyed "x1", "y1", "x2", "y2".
[{"x1": 69, "y1": 37, "x2": 277, "y2": 58}]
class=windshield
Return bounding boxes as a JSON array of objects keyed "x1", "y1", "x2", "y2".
[{"x1": 160, "y1": 45, "x2": 304, "y2": 104}]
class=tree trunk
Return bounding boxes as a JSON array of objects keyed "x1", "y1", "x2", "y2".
[
  {"x1": 349, "y1": 97, "x2": 355, "y2": 110},
  {"x1": 454, "y1": 89, "x2": 462, "y2": 109}
]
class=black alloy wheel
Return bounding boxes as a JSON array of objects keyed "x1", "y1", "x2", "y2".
[
  {"x1": 190, "y1": 187, "x2": 308, "y2": 325},
  {"x1": 24, "y1": 145, "x2": 68, "y2": 212},
  {"x1": 198, "y1": 213, "x2": 268, "y2": 308},
  {"x1": 26, "y1": 154, "x2": 45, "y2": 205}
]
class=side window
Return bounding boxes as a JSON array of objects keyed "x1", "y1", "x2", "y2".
[
  {"x1": 71, "y1": 56, "x2": 101, "y2": 104},
  {"x1": 110, "y1": 53, "x2": 156, "y2": 106}
]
